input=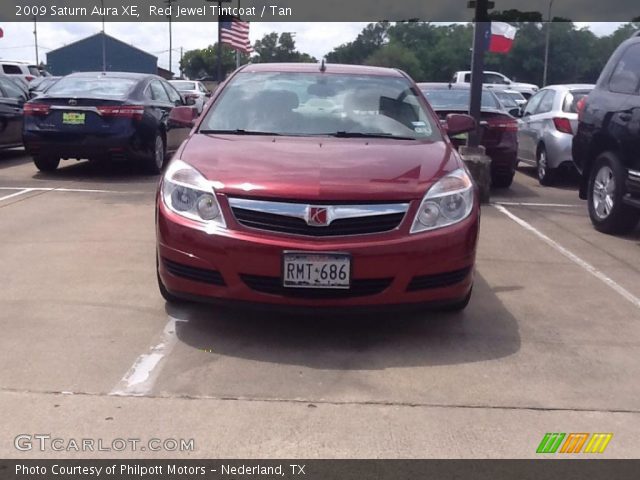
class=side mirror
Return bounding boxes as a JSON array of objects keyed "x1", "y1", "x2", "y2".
[
  {"x1": 205, "y1": 91, "x2": 212, "y2": 98},
  {"x1": 445, "y1": 113, "x2": 476, "y2": 136},
  {"x1": 169, "y1": 106, "x2": 197, "y2": 128},
  {"x1": 509, "y1": 107, "x2": 522, "y2": 118}
]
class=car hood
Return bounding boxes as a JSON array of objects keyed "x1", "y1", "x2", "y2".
[{"x1": 179, "y1": 134, "x2": 461, "y2": 202}]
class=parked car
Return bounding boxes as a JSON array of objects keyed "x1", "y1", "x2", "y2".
[
  {"x1": 572, "y1": 31, "x2": 640, "y2": 234},
  {"x1": 169, "y1": 80, "x2": 210, "y2": 113},
  {"x1": 28, "y1": 76, "x2": 61, "y2": 98},
  {"x1": 156, "y1": 63, "x2": 480, "y2": 310},
  {"x1": 0, "y1": 60, "x2": 41, "y2": 84},
  {"x1": 451, "y1": 70, "x2": 539, "y2": 98},
  {"x1": 517, "y1": 84, "x2": 594, "y2": 185},
  {"x1": 493, "y1": 89, "x2": 527, "y2": 108},
  {"x1": 419, "y1": 82, "x2": 519, "y2": 188},
  {"x1": 23, "y1": 71, "x2": 195, "y2": 173},
  {"x1": 0, "y1": 75, "x2": 28, "y2": 150}
]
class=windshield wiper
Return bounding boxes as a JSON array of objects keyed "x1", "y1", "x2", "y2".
[
  {"x1": 327, "y1": 131, "x2": 415, "y2": 140},
  {"x1": 199, "y1": 129, "x2": 282, "y2": 136}
]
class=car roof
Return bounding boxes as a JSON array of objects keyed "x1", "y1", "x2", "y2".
[
  {"x1": 64, "y1": 71, "x2": 156, "y2": 80},
  {"x1": 417, "y1": 82, "x2": 492, "y2": 92},
  {"x1": 240, "y1": 63, "x2": 405, "y2": 77},
  {"x1": 542, "y1": 84, "x2": 595, "y2": 91}
]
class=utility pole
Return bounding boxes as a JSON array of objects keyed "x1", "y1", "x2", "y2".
[
  {"x1": 165, "y1": 0, "x2": 177, "y2": 78},
  {"x1": 180, "y1": 46, "x2": 184, "y2": 78},
  {"x1": 543, "y1": 0, "x2": 554, "y2": 87},
  {"x1": 33, "y1": 17, "x2": 39, "y2": 65},
  {"x1": 467, "y1": 0, "x2": 492, "y2": 148},
  {"x1": 101, "y1": 0, "x2": 106, "y2": 70}
]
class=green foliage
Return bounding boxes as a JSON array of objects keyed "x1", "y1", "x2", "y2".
[
  {"x1": 326, "y1": 21, "x2": 640, "y2": 85},
  {"x1": 180, "y1": 43, "x2": 248, "y2": 80},
  {"x1": 251, "y1": 32, "x2": 316, "y2": 63}
]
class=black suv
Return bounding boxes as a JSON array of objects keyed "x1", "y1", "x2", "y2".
[{"x1": 572, "y1": 31, "x2": 640, "y2": 234}]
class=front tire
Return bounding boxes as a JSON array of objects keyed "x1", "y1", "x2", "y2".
[
  {"x1": 492, "y1": 171, "x2": 515, "y2": 189},
  {"x1": 587, "y1": 152, "x2": 640, "y2": 234},
  {"x1": 537, "y1": 145, "x2": 555, "y2": 186},
  {"x1": 33, "y1": 155, "x2": 60, "y2": 172}
]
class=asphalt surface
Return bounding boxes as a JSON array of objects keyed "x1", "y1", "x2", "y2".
[{"x1": 1, "y1": 149, "x2": 639, "y2": 458}]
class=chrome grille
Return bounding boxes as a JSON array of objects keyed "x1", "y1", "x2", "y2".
[{"x1": 228, "y1": 198, "x2": 408, "y2": 237}]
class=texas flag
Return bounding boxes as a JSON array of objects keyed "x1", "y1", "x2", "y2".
[
  {"x1": 488, "y1": 22, "x2": 517, "y2": 53},
  {"x1": 0, "y1": 27, "x2": 3, "y2": 38}
]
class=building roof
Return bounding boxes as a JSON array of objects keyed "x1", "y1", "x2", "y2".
[{"x1": 47, "y1": 32, "x2": 157, "y2": 61}]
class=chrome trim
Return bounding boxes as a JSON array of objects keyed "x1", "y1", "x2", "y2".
[
  {"x1": 628, "y1": 169, "x2": 640, "y2": 178},
  {"x1": 228, "y1": 197, "x2": 409, "y2": 226},
  {"x1": 49, "y1": 105, "x2": 101, "y2": 114}
]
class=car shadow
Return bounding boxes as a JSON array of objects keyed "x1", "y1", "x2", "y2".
[
  {"x1": 517, "y1": 165, "x2": 580, "y2": 191},
  {"x1": 0, "y1": 148, "x2": 30, "y2": 170},
  {"x1": 32, "y1": 159, "x2": 160, "y2": 187},
  {"x1": 168, "y1": 272, "x2": 521, "y2": 370}
]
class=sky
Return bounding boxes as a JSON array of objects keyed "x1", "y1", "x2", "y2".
[{"x1": 0, "y1": 22, "x2": 623, "y2": 73}]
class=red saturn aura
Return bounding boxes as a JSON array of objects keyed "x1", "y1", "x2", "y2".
[{"x1": 156, "y1": 63, "x2": 480, "y2": 311}]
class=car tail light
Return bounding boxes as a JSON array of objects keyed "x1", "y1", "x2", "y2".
[
  {"x1": 96, "y1": 105, "x2": 144, "y2": 120},
  {"x1": 485, "y1": 117, "x2": 518, "y2": 132},
  {"x1": 24, "y1": 103, "x2": 50, "y2": 116},
  {"x1": 576, "y1": 96, "x2": 587, "y2": 121},
  {"x1": 553, "y1": 117, "x2": 573, "y2": 134},
  {"x1": 25, "y1": 75, "x2": 35, "y2": 82}
]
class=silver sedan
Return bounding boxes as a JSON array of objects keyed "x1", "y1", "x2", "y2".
[{"x1": 517, "y1": 84, "x2": 593, "y2": 185}]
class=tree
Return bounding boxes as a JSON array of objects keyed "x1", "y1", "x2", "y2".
[
  {"x1": 325, "y1": 22, "x2": 390, "y2": 64},
  {"x1": 180, "y1": 43, "x2": 249, "y2": 80},
  {"x1": 364, "y1": 43, "x2": 423, "y2": 79},
  {"x1": 251, "y1": 32, "x2": 316, "y2": 63}
]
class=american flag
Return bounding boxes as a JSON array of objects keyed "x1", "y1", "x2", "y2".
[{"x1": 220, "y1": 16, "x2": 253, "y2": 54}]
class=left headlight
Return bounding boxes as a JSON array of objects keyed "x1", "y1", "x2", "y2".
[
  {"x1": 161, "y1": 159, "x2": 226, "y2": 228},
  {"x1": 410, "y1": 168, "x2": 474, "y2": 234}
]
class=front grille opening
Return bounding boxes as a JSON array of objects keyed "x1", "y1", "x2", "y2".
[
  {"x1": 240, "y1": 274, "x2": 392, "y2": 298},
  {"x1": 163, "y1": 258, "x2": 225, "y2": 286},
  {"x1": 232, "y1": 208, "x2": 405, "y2": 237},
  {"x1": 406, "y1": 267, "x2": 472, "y2": 292}
]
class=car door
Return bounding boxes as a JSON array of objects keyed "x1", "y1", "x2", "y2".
[
  {"x1": 161, "y1": 80, "x2": 191, "y2": 151},
  {"x1": 0, "y1": 77, "x2": 26, "y2": 147},
  {"x1": 527, "y1": 89, "x2": 556, "y2": 157},
  {"x1": 606, "y1": 42, "x2": 640, "y2": 174},
  {"x1": 518, "y1": 90, "x2": 547, "y2": 162},
  {"x1": 147, "y1": 80, "x2": 175, "y2": 149}
]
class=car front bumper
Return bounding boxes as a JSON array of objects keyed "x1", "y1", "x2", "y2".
[{"x1": 156, "y1": 197, "x2": 479, "y2": 308}]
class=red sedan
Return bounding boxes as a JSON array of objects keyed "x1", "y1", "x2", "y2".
[{"x1": 156, "y1": 63, "x2": 480, "y2": 311}]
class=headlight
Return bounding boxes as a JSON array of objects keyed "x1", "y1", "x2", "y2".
[
  {"x1": 410, "y1": 168, "x2": 474, "y2": 233},
  {"x1": 162, "y1": 159, "x2": 226, "y2": 228}
]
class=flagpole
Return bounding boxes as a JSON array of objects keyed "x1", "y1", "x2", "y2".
[
  {"x1": 33, "y1": 17, "x2": 39, "y2": 65},
  {"x1": 235, "y1": 0, "x2": 241, "y2": 69},
  {"x1": 217, "y1": 0, "x2": 222, "y2": 82}
]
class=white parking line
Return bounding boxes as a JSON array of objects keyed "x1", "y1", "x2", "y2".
[
  {"x1": 494, "y1": 204, "x2": 640, "y2": 310},
  {"x1": 0, "y1": 186, "x2": 144, "y2": 194},
  {"x1": 493, "y1": 201, "x2": 581, "y2": 208},
  {"x1": 109, "y1": 316, "x2": 187, "y2": 397},
  {"x1": 0, "y1": 188, "x2": 32, "y2": 202}
]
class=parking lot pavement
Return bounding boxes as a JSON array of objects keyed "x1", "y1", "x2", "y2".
[{"x1": 1, "y1": 150, "x2": 639, "y2": 458}]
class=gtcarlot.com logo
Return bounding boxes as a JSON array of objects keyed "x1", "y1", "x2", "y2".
[
  {"x1": 536, "y1": 433, "x2": 613, "y2": 454},
  {"x1": 14, "y1": 434, "x2": 195, "y2": 452}
]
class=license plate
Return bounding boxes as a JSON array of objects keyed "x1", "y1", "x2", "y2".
[
  {"x1": 62, "y1": 112, "x2": 85, "y2": 125},
  {"x1": 283, "y1": 252, "x2": 351, "y2": 289}
]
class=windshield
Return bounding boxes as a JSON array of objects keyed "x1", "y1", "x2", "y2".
[
  {"x1": 200, "y1": 72, "x2": 440, "y2": 140},
  {"x1": 493, "y1": 91, "x2": 519, "y2": 108},
  {"x1": 563, "y1": 90, "x2": 591, "y2": 113},
  {"x1": 47, "y1": 76, "x2": 137, "y2": 98},
  {"x1": 422, "y1": 88, "x2": 501, "y2": 110},
  {"x1": 172, "y1": 81, "x2": 196, "y2": 91}
]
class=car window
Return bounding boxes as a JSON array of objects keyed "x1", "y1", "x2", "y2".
[
  {"x1": 563, "y1": 90, "x2": 591, "y2": 113},
  {"x1": 198, "y1": 83, "x2": 208, "y2": 93},
  {"x1": 422, "y1": 88, "x2": 501, "y2": 109},
  {"x1": 171, "y1": 81, "x2": 196, "y2": 91},
  {"x1": 28, "y1": 66, "x2": 40, "y2": 76},
  {"x1": 48, "y1": 76, "x2": 136, "y2": 98},
  {"x1": 162, "y1": 81, "x2": 183, "y2": 105},
  {"x1": 2, "y1": 64, "x2": 22, "y2": 75},
  {"x1": 494, "y1": 91, "x2": 518, "y2": 108},
  {"x1": 535, "y1": 90, "x2": 555, "y2": 114},
  {"x1": 0, "y1": 77, "x2": 26, "y2": 100},
  {"x1": 201, "y1": 71, "x2": 441, "y2": 140},
  {"x1": 149, "y1": 80, "x2": 171, "y2": 103},
  {"x1": 483, "y1": 73, "x2": 507, "y2": 84},
  {"x1": 523, "y1": 90, "x2": 545, "y2": 116},
  {"x1": 463, "y1": 73, "x2": 471, "y2": 83},
  {"x1": 608, "y1": 43, "x2": 640, "y2": 94}
]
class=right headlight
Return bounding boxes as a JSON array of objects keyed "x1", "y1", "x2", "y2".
[
  {"x1": 410, "y1": 168, "x2": 474, "y2": 234},
  {"x1": 162, "y1": 159, "x2": 226, "y2": 229}
]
